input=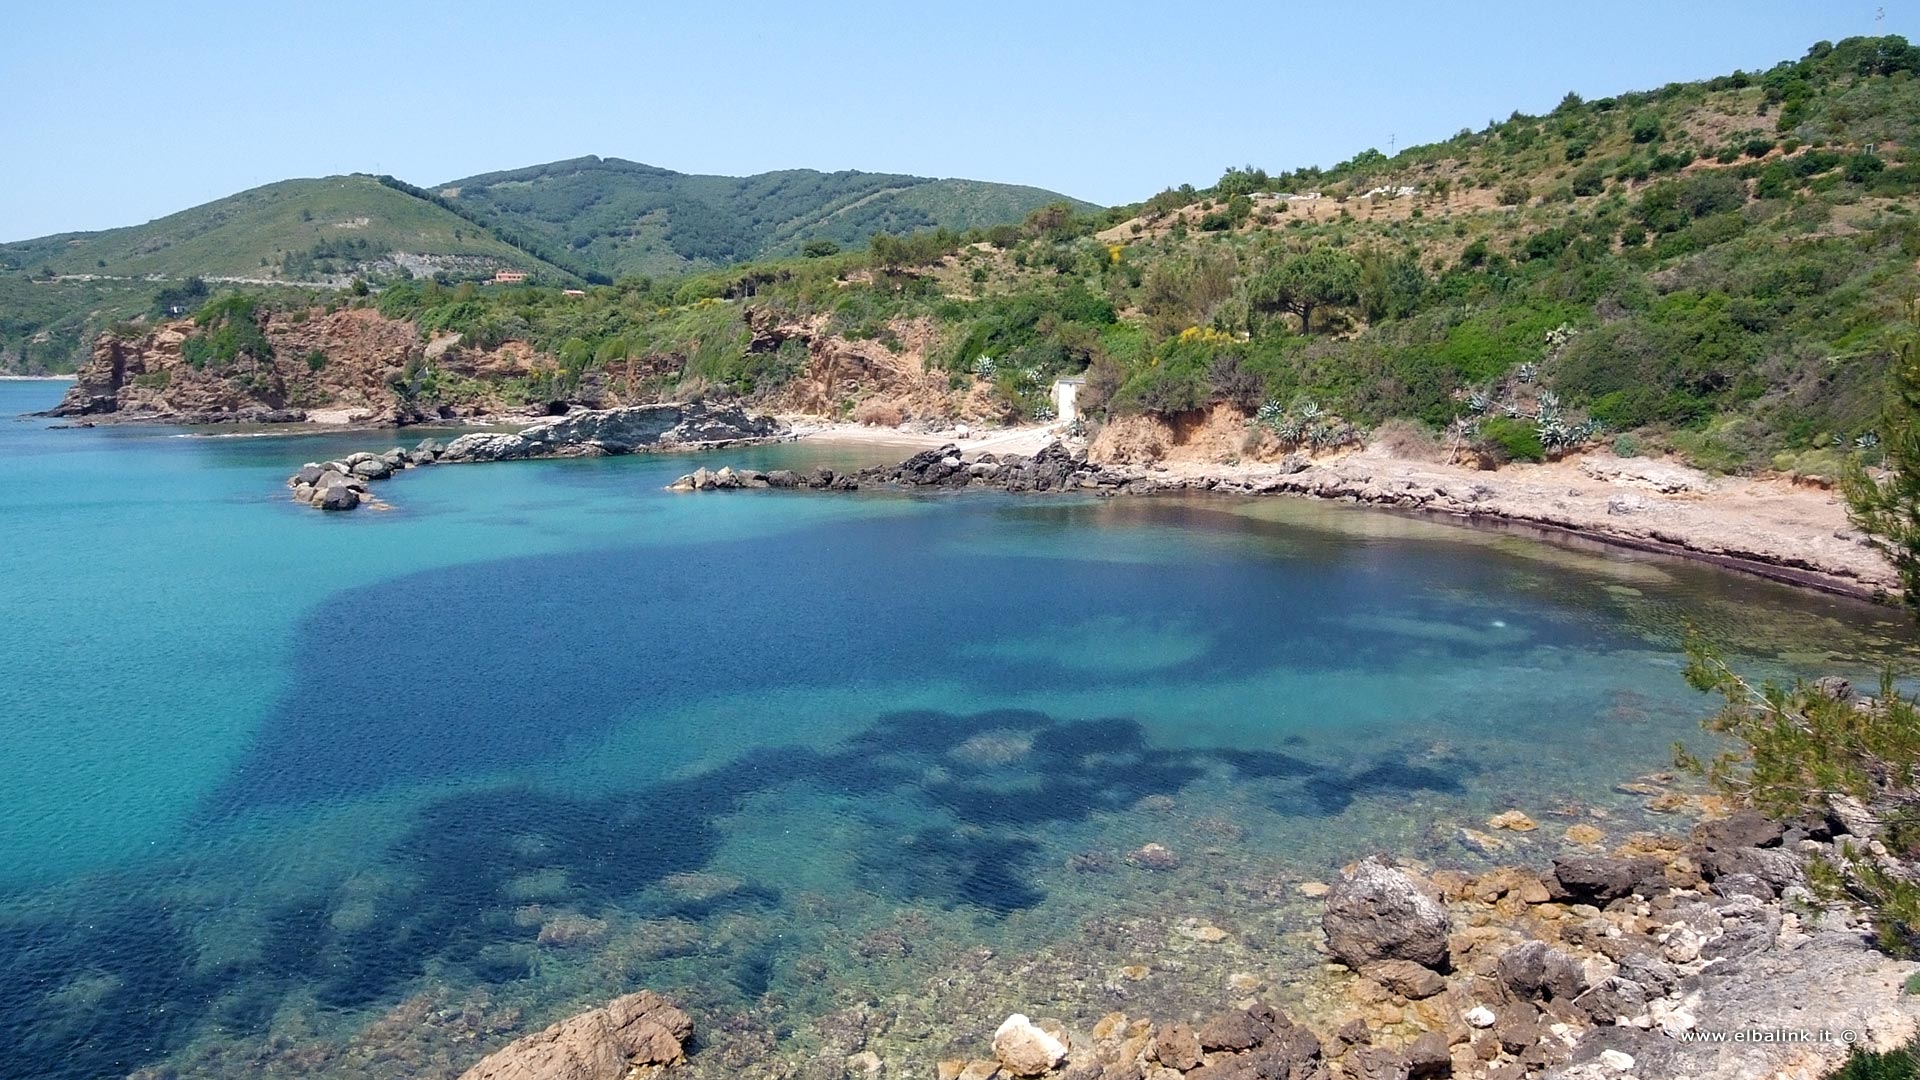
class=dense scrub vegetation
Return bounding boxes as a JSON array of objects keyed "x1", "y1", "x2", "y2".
[
  {"x1": 12, "y1": 35, "x2": 1919, "y2": 475},
  {"x1": 297, "y1": 35, "x2": 1920, "y2": 470}
]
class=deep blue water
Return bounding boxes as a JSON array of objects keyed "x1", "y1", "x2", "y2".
[{"x1": 1, "y1": 379, "x2": 1914, "y2": 1079}]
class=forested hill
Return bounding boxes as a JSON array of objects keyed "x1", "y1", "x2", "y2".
[
  {"x1": 435, "y1": 157, "x2": 1097, "y2": 278},
  {"x1": 0, "y1": 161, "x2": 1087, "y2": 372}
]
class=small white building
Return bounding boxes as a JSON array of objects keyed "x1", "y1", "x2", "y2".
[{"x1": 1051, "y1": 377, "x2": 1086, "y2": 423}]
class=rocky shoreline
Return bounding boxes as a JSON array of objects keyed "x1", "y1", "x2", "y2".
[
  {"x1": 286, "y1": 403, "x2": 789, "y2": 510},
  {"x1": 668, "y1": 442, "x2": 1897, "y2": 602},
  {"x1": 438, "y1": 795, "x2": 1919, "y2": 1080}
]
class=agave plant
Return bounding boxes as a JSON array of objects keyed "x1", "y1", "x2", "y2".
[
  {"x1": 972, "y1": 355, "x2": 997, "y2": 379},
  {"x1": 1515, "y1": 362, "x2": 1540, "y2": 384},
  {"x1": 1467, "y1": 391, "x2": 1492, "y2": 414},
  {"x1": 1310, "y1": 420, "x2": 1358, "y2": 449},
  {"x1": 1538, "y1": 417, "x2": 1576, "y2": 449},
  {"x1": 1255, "y1": 398, "x2": 1287, "y2": 428},
  {"x1": 1537, "y1": 389, "x2": 1560, "y2": 412},
  {"x1": 1857, "y1": 431, "x2": 1881, "y2": 450}
]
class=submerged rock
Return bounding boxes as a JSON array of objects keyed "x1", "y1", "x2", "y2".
[{"x1": 456, "y1": 990, "x2": 691, "y2": 1080}]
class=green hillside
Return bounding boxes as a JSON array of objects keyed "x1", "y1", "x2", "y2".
[
  {"x1": 209, "y1": 34, "x2": 1917, "y2": 479},
  {"x1": 434, "y1": 157, "x2": 1095, "y2": 278},
  {"x1": 0, "y1": 175, "x2": 548, "y2": 282}
]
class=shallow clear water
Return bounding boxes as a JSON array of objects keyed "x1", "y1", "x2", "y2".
[{"x1": 1, "y1": 380, "x2": 1914, "y2": 1078}]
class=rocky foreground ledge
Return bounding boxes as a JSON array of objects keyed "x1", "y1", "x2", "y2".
[
  {"x1": 444, "y1": 796, "x2": 1919, "y2": 1080},
  {"x1": 287, "y1": 403, "x2": 789, "y2": 510}
]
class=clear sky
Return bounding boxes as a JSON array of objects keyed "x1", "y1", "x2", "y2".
[{"x1": 3, "y1": 1, "x2": 1915, "y2": 241}]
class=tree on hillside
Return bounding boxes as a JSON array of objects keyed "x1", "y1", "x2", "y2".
[
  {"x1": 1247, "y1": 248, "x2": 1361, "y2": 336},
  {"x1": 1843, "y1": 309, "x2": 1920, "y2": 616}
]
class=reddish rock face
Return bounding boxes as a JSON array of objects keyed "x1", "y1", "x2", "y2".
[
  {"x1": 456, "y1": 990, "x2": 692, "y2": 1080},
  {"x1": 51, "y1": 307, "x2": 548, "y2": 425}
]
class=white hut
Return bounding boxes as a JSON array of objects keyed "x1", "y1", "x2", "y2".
[{"x1": 1051, "y1": 377, "x2": 1086, "y2": 423}]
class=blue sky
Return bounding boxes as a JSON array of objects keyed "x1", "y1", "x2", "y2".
[{"x1": 2, "y1": 1, "x2": 1914, "y2": 241}]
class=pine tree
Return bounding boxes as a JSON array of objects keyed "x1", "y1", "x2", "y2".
[{"x1": 1843, "y1": 302, "x2": 1920, "y2": 616}]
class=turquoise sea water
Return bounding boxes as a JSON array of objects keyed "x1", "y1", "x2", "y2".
[{"x1": 2, "y1": 378, "x2": 1915, "y2": 1078}]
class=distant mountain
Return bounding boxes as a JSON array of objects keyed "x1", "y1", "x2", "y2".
[
  {"x1": 434, "y1": 156, "x2": 1096, "y2": 278},
  {"x1": 0, "y1": 175, "x2": 550, "y2": 282},
  {"x1": 0, "y1": 160, "x2": 1092, "y2": 286}
]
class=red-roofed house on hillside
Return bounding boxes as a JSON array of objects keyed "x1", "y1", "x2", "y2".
[{"x1": 490, "y1": 269, "x2": 529, "y2": 285}]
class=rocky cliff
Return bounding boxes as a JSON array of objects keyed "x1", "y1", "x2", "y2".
[
  {"x1": 50, "y1": 307, "x2": 549, "y2": 425},
  {"x1": 46, "y1": 301, "x2": 998, "y2": 429}
]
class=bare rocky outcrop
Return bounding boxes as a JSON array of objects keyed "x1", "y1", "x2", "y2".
[
  {"x1": 456, "y1": 990, "x2": 692, "y2": 1080},
  {"x1": 286, "y1": 404, "x2": 788, "y2": 510},
  {"x1": 441, "y1": 402, "x2": 787, "y2": 463},
  {"x1": 749, "y1": 307, "x2": 999, "y2": 424}
]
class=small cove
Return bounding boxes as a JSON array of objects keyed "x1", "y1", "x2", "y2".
[{"x1": 2, "y1": 380, "x2": 1915, "y2": 1079}]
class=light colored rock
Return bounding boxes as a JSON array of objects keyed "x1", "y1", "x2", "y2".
[
  {"x1": 1457, "y1": 827, "x2": 1509, "y2": 856},
  {"x1": 456, "y1": 990, "x2": 691, "y2": 1080},
  {"x1": 845, "y1": 1048, "x2": 883, "y2": 1076},
  {"x1": 1297, "y1": 881, "x2": 1332, "y2": 898},
  {"x1": 1564, "y1": 823, "x2": 1607, "y2": 846},
  {"x1": 1600, "y1": 1048, "x2": 1636, "y2": 1071},
  {"x1": 993, "y1": 1014, "x2": 1067, "y2": 1077},
  {"x1": 1174, "y1": 920, "x2": 1228, "y2": 943},
  {"x1": 1488, "y1": 810, "x2": 1538, "y2": 832},
  {"x1": 1125, "y1": 843, "x2": 1180, "y2": 871},
  {"x1": 1466, "y1": 1005, "x2": 1496, "y2": 1029}
]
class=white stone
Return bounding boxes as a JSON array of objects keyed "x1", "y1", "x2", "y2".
[
  {"x1": 1466, "y1": 1005, "x2": 1496, "y2": 1029},
  {"x1": 992, "y1": 1014, "x2": 1067, "y2": 1077},
  {"x1": 1600, "y1": 1049, "x2": 1636, "y2": 1071}
]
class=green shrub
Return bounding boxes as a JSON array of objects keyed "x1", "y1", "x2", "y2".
[
  {"x1": 180, "y1": 294, "x2": 273, "y2": 370},
  {"x1": 1478, "y1": 416, "x2": 1545, "y2": 462},
  {"x1": 1827, "y1": 1039, "x2": 1920, "y2": 1080}
]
